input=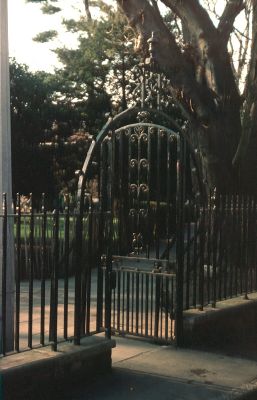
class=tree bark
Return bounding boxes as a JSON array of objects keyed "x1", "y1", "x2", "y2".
[
  {"x1": 116, "y1": 0, "x2": 245, "y2": 193},
  {"x1": 239, "y1": 2, "x2": 257, "y2": 193}
]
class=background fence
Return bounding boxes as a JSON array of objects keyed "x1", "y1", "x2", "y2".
[{"x1": 178, "y1": 194, "x2": 257, "y2": 312}]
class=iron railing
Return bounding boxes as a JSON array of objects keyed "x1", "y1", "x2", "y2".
[
  {"x1": 178, "y1": 194, "x2": 257, "y2": 311},
  {"x1": 0, "y1": 193, "x2": 104, "y2": 356},
  {"x1": 1, "y1": 192, "x2": 257, "y2": 355}
]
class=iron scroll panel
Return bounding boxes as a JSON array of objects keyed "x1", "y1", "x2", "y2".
[
  {"x1": 96, "y1": 122, "x2": 183, "y2": 260},
  {"x1": 77, "y1": 107, "x2": 204, "y2": 209},
  {"x1": 77, "y1": 119, "x2": 202, "y2": 268}
]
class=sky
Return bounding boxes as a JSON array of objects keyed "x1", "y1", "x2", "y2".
[{"x1": 8, "y1": 0, "x2": 82, "y2": 72}]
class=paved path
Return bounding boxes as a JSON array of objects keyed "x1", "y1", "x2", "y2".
[{"x1": 27, "y1": 336, "x2": 257, "y2": 400}]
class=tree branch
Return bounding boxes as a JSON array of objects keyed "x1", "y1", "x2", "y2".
[
  {"x1": 84, "y1": 0, "x2": 92, "y2": 21},
  {"x1": 116, "y1": 0, "x2": 218, "y2": 121},
  {"x1": 218, "y1": 0, "x2": 245, "y2": 44},
  {"x1": 234, "y1": 1, "x2": 257, "y2": 166},
  {"x1": 160, "y1": 0, "x2": 217, "y2": 42}
]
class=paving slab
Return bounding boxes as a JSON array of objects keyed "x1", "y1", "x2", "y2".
[{"x1": 110, "y1": 336, "x2": 257, "y2": 400}]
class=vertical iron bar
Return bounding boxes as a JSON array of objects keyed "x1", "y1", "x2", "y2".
[
  {"x1": 252, "y1": 196, "x2": 257, "y2": 290},
  {"x1": 112, "y1": 283, "x2": 116, "y2": 329},
  {"x1": 155, "y1": 128, "x2": 161, "y2": 259},
  {"x1": 140, "y1": 273, "x2": 144, "y2": 335},
  {"x1": 223, "y1": 195, "x2": 229, "y2": 299},
  {"x1": 199, "y1": 205, "x2": 205, "y2": 311},
  {"x1": 244, "y1": 196, "x2": 249, "y2": 299},
  {"x1": 80, "y1": 201, "x2": 87, "y2": 336},
  {"x1": 165, "y1": 276, "x2": 169, "y2": 340},
  {"x1": 206, "y1": 193, "x2": 212, "y2": 304},
  {"x1": 238, "y1": 195, "x2": 243, "y2": 294},
  {"x1": 249, "y1": 197, "x2": 254, "y2": 293},
  {"x1": 145, "y1": 274, "x2": 149, "y2": 337},
  {"x1": 217, "y1": 195, "x2": 223, "y2": 300},
  {"x1": 160, "y1": 276, "x2": 163, "y2": 339},
  {"x1": 118, "y1": 132, "x2": 124, "y2": 255},
  {"x1": 166, "y1": 134, "x2": 172, "y2": 263},
  {"x1": 126, "y1": 271, "x2": 130, "y2": 332},
  {"x1": 28, "y1": 194, "x2": 34, "y2": 349},
  {"x1": 175, "y1": 136, "x2": 185, "y2": 346},
  {"x1": 122, "y1": 270, "x2": 125, "y2": 332},
  {"x1": 131, "y1": 271, "x2": 134, "y2": 333},
  {"x1": 171, "y1": 277, "x2": 174, "y2": 339},
  {"x1": 235, "y1": 195, "x2": 239, "y2": 295},
  {"x1": 212, "y1": 191, "x2": 218, "y2": 308},
  {"x1": 185, "y1": 200, "x2": 191, "y2": 309},
  {"x1": 135, "y1": 272, "x2": 139, "y2": 334},
  {"x1": 96, "y1": 141, "x2": 107, "y2": 332},
  {"x1": 105, "y1": 133, "x2": 115, "y2": 339},
  {"x1": 40, "y1": 194, "x2": 46, "y2": 346},
  {"x1": 229, "y1": 195, "x2": 234, "y2": 298},
  {"x1": 154, "y1": 272, "x2": 160, "y2": 339},
  {"x1": 15, "y1": 194, "x2": 21, "y2": 352},
  {"x1": 117, "y1": 269, "x2": 121, "y2": 331},
  {"x1": 63, "y1": 194, "x2": 70, "y2": 339},
  {"x1": 150, "y1": 274, "x2": 153, "y2": 336},
  {"x1": 146, "y1": 127, "x2": 151, "y2": 258},
  {"x1": 192, "y1": 203, "x2": 198, "y2": 308},
  {"x1": 74, "y1": 194, "x2": 84, "y2": 345},
  {"x1": 86, "y1": 196, "x2": 93, "y2": 334},
  {"x1": 50, "y1": 208, "x2": 59, "y2": 351},
  {"x1": 2, "y1": 194, "x2": 7, "y2": 355}
]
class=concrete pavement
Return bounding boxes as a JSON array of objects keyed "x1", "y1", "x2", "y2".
[
  {"x1": 15, "y1": 335, "x2": 257, "y2": 400},
  {"x1": 110, "y1": 336, "x2": 257, "y2": 400}
]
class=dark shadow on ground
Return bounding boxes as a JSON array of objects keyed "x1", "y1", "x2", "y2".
[{"x1": 31, "y1": 367, "x2": 232, "y2": 400}]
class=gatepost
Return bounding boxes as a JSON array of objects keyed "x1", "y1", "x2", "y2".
[{"x1": 0, "y1": 0, "x2": 14, "y2": 353}]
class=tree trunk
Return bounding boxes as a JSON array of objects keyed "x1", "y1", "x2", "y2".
[{"x1": 116, "y1": 0, "x2": 246, "y2": 194}]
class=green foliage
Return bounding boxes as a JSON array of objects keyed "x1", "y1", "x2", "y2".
[
  {"x1": 33, "y1": 30, "x2": 58, "y2": 43},
  {"x1": 26, "y1": 1, "x2": 139, "y2": 122},
  {"x1": 10, "y1": 59, "x2": 82, "y2": 198},
  {"x1": 41, "y1": 3, "x2": 61, "y2": 14},
  {"x1": 54, "y1": 2, "x2": 139, "y2": 117}
]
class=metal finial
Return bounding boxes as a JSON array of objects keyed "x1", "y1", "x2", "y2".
[{"x1": 145, "y1": 31, "x2": 159, "y2": 68}]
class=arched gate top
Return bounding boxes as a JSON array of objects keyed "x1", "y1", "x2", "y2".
[{"x1": 77, "y1": 114, "x2": 204, "y2": 204}]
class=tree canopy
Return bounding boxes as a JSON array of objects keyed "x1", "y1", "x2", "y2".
[
  {"x1": 23, "y1": 1, "x2": 257, "y2": 193},
  {"x1": 10, "y1": 59, "x2": 88, "y2": 198}
]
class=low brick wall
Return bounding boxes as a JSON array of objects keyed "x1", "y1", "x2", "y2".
[
  {"x1": 183, "y1": 294, "x2": 257, "y2": 348},
  {"x1": 1, "y1": 336, "x2": 115, "y2": 400}
]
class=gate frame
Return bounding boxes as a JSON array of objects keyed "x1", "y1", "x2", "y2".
[{"x1": 77, "y1": 104, "x2": 205, "y2": 346}]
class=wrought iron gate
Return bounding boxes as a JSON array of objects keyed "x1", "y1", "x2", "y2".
[
  {"x1": 77, "y1": 67, "x2": 203, "y2": 344},
  {"x1": 100, "y1": 122, "x2": 182, "y2": 343},
  {"x1": 78, "y1": 118, "x2": 202, "y2": 344}
]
